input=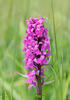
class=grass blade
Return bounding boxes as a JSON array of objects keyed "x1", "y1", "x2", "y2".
[{"x1": 2, "y1": 88, "x2": 5, "y2": 100}]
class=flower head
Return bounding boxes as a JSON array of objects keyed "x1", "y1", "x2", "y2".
[{"x1": 23, "y1": 17, "x2": 51, "y2": 89}]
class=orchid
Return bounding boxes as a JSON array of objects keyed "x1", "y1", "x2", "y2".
[{"x1": 23, "y1": 17, "x2": 51, "y2": 99}]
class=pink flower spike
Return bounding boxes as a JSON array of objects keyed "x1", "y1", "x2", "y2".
[{"x1": 23, "y1": 17, "x2": 51, "y2": 90}]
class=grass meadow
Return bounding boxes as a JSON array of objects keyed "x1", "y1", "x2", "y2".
[{"x1": 0, "y1": 0, "x2": 70, "y2": 100}]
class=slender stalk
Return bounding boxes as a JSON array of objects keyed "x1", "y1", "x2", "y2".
[
  {"x1": 51, "y1": 0, "x2": 58, "y2": 59},
  {"x1": 51, "y1": 1, "x2": 59, "y2": 100},
  {"x1": 37, "y1": 65, "x2": 42, "y2": 100},
  {"x1": 2, "y1": 87, "x2": 5, "y2": 100}
]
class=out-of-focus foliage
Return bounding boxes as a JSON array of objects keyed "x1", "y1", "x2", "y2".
[{"x1": 0, "y1": 0, "x2": 70, "y2": 100}]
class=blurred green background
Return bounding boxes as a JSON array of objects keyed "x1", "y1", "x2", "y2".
[{"x1": 0, "y1": 0, "x2": 70, "y2": 100}]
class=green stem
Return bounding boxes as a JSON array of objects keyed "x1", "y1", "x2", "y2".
[
  {"x1": 37, "y1": 66, "x2": 42, "y2": 100},
  {"x1": 51, "y1": 0, "x2": 58, "y2": 59}
]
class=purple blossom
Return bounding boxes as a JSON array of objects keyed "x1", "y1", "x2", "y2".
[{"x1": 23, "y1": 17, "x2": 51, "y2": 90}]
